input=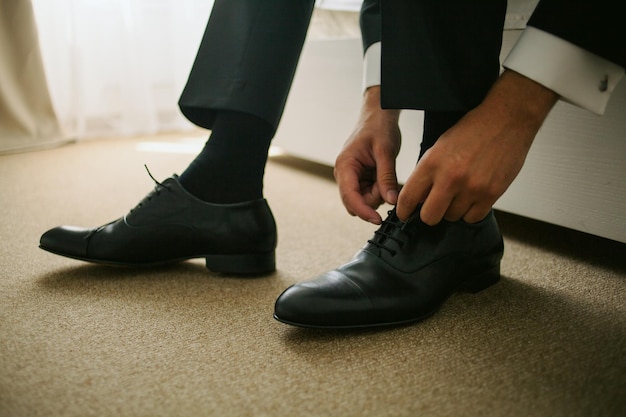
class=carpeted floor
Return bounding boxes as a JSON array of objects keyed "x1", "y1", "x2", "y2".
[{"x1": 1, "y1": 133, "x2": 624, "y2": 417}]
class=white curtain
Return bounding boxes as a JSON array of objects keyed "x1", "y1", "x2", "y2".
[
  {"x1": 31, "y1": 0, "x2": 215, "y2": 140},
  {"x1": 27, "y1": 0, "x2": 534, "y2": 142},
  {"x1": 30, "y1": 0, "x2": 362, "y2": 142}
]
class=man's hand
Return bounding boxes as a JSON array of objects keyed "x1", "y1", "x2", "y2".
[
  {"x1": 395, "y1": 70, "x2": 559, "y2": 224},
  {"x1": 334, "y1": 86, "x2": 402, "y2": 225}
]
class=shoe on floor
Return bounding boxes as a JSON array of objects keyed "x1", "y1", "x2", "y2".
[
  {"x1": 40, "y1": 175, "x2": 277, "y2": 274},
  {"x1": 274, "y1": 209, "x2": 503, "y2": 328}
]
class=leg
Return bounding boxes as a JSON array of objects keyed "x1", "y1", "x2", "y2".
[
  {"x1": 179, "y1": 0, "x2": 315, "y2": 130},
  {"x1": 178, "y1": 0, "x2": 315, "y2": 203},
  {"x1": 39, "y1": 0, "x2": 315, "y2": 274}
]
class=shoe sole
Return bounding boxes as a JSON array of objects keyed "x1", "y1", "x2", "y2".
[
  {"x1": 273, "y1": 264, "x2": 501, "y2": 329},
  {"x1": 39, "y1": 245, "x2": 275, "y2": 275}
]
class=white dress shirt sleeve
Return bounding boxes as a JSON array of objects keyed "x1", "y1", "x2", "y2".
[
  {"x1": 362, "y1": 41, "x2": 381, "y2": 92},
  {"x1": 503, "y1": 26, "x2": 625, "y2": 115},
  {"x1": 362, "y1": 27, "x2": 624, "y2": 115}
]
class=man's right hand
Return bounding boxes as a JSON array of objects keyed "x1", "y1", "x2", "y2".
[{"x1": 334, "y1": 86, "x2": 402, "y2": 225}]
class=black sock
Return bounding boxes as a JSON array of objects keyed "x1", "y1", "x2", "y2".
[{"x1": 178, "y1": 110, "x2": 274, "y2": 203}]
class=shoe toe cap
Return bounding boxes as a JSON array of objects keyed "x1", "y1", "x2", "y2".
[
  {"x1": 40, "y1": 226, "x2": 91, "y2": 258},
  {"x1": 274, "y1": 270, "x2": 374, "y2": 328}
]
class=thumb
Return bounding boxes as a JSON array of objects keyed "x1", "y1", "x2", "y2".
[{"x1": 376, "y1": 156, "x2": 399, "y2": 205}]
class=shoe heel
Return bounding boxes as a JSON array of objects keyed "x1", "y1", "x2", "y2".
[
  {"x1": 460, "y1": 263, "x2": 500, "y2": 293},
  {"x1": 205, "y1": 251, "x2": 275, "y2": 275}
]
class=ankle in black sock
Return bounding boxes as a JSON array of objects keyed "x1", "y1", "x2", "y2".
[{"x1": 178, "y1": 111, "x2": 275, "y2": 204}]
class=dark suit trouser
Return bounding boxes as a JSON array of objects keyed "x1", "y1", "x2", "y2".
[
  {"x1": 379, "y1": 0, "x2": 506, "y2": 156},
  {"x1": 179, "y1": 0, "x2": 622, "y2": 159},
  {"x1": 179, "y1": 0, "x2": 506, "y2": 159},
  {"x1": 364, "y1": 0, "x2": 507, "y2": 157},
  {"x1": 179, "y1": 0, "x2": 504, "y2": 159},
  {"x1": 178, "y1": 0, "x2": 315, "y2": 131}
]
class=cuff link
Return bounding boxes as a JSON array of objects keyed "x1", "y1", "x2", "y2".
[{"x1": 599, "y1": 75, "x2": 609, "y2": 92}]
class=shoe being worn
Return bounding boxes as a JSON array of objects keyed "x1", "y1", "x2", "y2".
[
  {"x1": 39, "y1": 175, "x2": 277, "y2": 274},
  {"x1": 274, "y1": 209, "x2": 503, "y2": 328}
]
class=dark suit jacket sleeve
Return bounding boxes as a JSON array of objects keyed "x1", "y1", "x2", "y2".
[
  {"x1": 360, "y1": 0, "x2": 381, "y2": 53},
  {"x1": 528, "y1": 0, "x2": 626, "y2": 67}
]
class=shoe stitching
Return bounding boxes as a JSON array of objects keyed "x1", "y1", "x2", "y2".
[{"x1": 84, "y1": 219, "x2": 117, "y2": 240}]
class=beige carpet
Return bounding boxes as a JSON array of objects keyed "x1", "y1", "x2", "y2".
[{"x1": 1, "y1": 133, "x2": 624, "y2": 417}]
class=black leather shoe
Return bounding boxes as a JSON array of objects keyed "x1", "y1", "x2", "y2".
[
  {"x1": 40, "y1": 175, "x2": 277, "y2": 274},
  {"x1": 274, "y1": 209, "x2": 503, "y2": 328}
]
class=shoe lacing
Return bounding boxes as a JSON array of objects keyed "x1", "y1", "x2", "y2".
[
  {"x1": 367, "y1": 210, "x2": 407, "y2": 257},
  {"x1": 129, "y1": 165, "x2": 171, "y2": 213},
  {"x1": 84, "y1": 166, "x2": 169, "y2": 240}
]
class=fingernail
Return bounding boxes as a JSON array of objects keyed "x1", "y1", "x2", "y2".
[{"x1": 386, "y1": 190, "x2": 398, "y2": 203}]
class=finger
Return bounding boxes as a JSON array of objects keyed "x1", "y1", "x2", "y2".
[
  {"x1": 395, "y1": 166, "x2": 431, "y2": 222},
  {"x1": 419, "y1": 185, "x2": 455, "y2": 226},
  {"x1": 442, "y1": 195, "x2": 474, "y2": 222},
  {"x1": 350, "y1": 196, "x2": 383, "y2": 224},
  {"x1": 375, "y1": 155, "x2": 399, "y2": 205},
  {"x1": 462, "y1": 203, "x2": 493, "y2": 224},
  {"x1": 361, "y1": 182, "x2": 385, "y2": 209},
  {"x1": 334, "y1": 159, "x2": 364, "y2": 208},
  {"x1": 336, "y1": 167, "x2": 383, "y2": 224}
]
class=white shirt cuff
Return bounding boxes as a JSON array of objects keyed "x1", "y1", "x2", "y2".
[
  {"x1": 503, "y1": 26, "x2": 625, "y2": 115},
  {"x1": 362, "y1": 41, "x2": 381, "y2": 92}
]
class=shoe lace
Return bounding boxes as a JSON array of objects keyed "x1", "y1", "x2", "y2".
[
  {"x1": 129, "y1": 165, "x2": 171, "y2": 213},
  {"x1": 85, "y1": 166, "x2": 169, "y2": 240},
  {"x1": 367, "y1": 210, "x2": 407, "y2": 257}
]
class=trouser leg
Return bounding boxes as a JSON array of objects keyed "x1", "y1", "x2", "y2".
[
  {"x1": 178, "y1": 0, "x2": 315, "y2": 131},
  {"x1": 419, "y1": 110, "x2": 465, "y2": 159}
]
